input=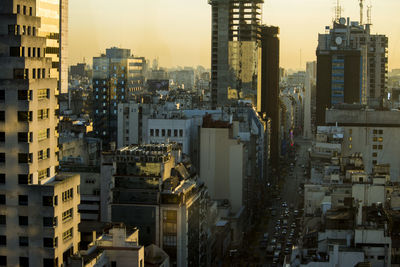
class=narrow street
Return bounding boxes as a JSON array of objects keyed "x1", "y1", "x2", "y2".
[{"x1": 230, "y1": 137, "x2": 311, "y2": 266}]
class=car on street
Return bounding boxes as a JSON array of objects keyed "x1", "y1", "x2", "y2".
[
  {"x1": 276, "y1": 243, "x2": 282, "y2": 250},
  {"x1": 270, "y1": 238, "x2": 277, "y2": 245}
]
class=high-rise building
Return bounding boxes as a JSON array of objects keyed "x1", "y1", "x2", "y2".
[
  {"x1": 36, "y1": 0, "x2": 68, "y2": 94},
  {"x1": 0, "y1": 1, "x2": 80, "y2": 266},
  {"x1": 209, "y1": 0, "x2": 263, "y2": 108},
  {"x1": 303, "y1": 61, "x2": 316, "y2": 139},
  {"x1": 316, "y1": 17, "x2": 388, "y2": 125},
  {"x1": 92, "y1": 48, "x2": 147, "y2": 148},
  {"x1": 257, "y1": 25, "x2": 280, "y2": 171}
]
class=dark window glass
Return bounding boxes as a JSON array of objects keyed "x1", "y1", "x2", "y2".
[
  {"x1": 43, "y1": 217, "x2": 53, "y2": 227},
  {"x1": 0, "y1": 111, "x2": 4, "y2": 121},
  {"x1": 0, "y1": 132, "x2": 4, "y2": 142},
  {"x1": 0, "y1": 215, "x2": 5, "y2": 225},
  {"x1": 18, "y1": 195, "x2": 28, "y2": 206},
  {"x1": 0, "y1": 154, "x2": 5, "y2": 163},
  {"x1": 18, "y1": 174, "x2": 28, "y2": 184},
  {"x1": 0, "y1": 236, "x2": 6, "y2": 246},
  {"x1": 43, "y1": 259, "x2": 54, "y2": 267},
  {"x1": 19, "y1": 236, "x2": 28, "y2": 246},
  {"x1": 19, "y1": 216, "x2": 28, "y2": 226},
  {"x1": 0, "y1": 195, "x2": 5, "y2": 205},
  {"x1": 42, "y1": 196, "x2": 53, "y2": 206},
  {"x1": 19, "y1": 256, "x2": 29, "y2": 267},
  {"x1": 18, "y1": 90, "x2": 28, "y2": 100},
  {"x1": 43, "y1": 238, "x2": 53, "y2": 248},
  {"x1": 18, "y1": 132, "x2": 28, "y2": 143},
  {"x1": 0, "y1": 174, "x2": 4, "y2": 184},
  {"x1": 0, "y1": 91, "x2": 4, "y2": 100},
  {"x1": 0, "y1": 256, "x2": 6, "y2": 265}
]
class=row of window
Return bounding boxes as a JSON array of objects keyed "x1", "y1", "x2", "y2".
[
  {"x1": 0, "y1": 235, "x2": 56, "y2": 248},
  {"x1": 0, "y1": 110, "x2": 53, "y2": 122},
  {"x1": 149, "y1": 129, "x2": 184, "y2": 138},
  {"x1": 0, "y1": 256, "x2": 55, "y2": 267},
  {"x1": 14, "y1": 68, "x2": 47, "y2": 80},
  {"x1": 8, "y1": 24, "x2": 36, "y2": 37},
  {"x1": 0, "y1": 89, "x2": 50, "y2": 102},
  {"x1": 0, "y1": 130, "x2": 50, "y2": 143},
  {"x1": 10, "y1": 46, "x2": 43, "y2": 58}
]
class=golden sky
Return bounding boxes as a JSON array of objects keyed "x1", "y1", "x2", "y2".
[{"x1": 68, "y1": 0, "x2": 400, "y2": 70}]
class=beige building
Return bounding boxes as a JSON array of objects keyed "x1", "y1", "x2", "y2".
[
  {"x1": 0, "y1": 1, "x2": 80, "y2": 266},
  {"x1": 36, "y1": 0, "x2": 68, "y2": 94},
  {"x1": 200, "y1": 125, "x2": 244, "y2": 213}
]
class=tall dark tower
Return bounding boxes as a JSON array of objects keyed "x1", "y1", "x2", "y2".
[
  {"x1": 258, "y1": 25, "x2": 280, "y2": 171},
  {"x1": 209, "y1": 0, "x2": 263, "y2": 108}
]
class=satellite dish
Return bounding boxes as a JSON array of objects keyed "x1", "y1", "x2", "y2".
[
  {"x1": 335, "y1": 37, "x2": 343, "y2": 45},
  {"x1": 339, "y1": 17, "x2": 346, "y2": 25}
]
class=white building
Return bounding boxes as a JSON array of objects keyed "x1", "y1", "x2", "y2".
[
  {"x1": 70, "y1": 224, "x2": 145, "y2": 267},
  {"x1": 326, "y1": 108, "x2": 400, "y2": 181}
]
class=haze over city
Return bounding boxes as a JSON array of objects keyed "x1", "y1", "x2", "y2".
[{"x1": 69, "y1": 0, "x2": 400, "y2": 70}]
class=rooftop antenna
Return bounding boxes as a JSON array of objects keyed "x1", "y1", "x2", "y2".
[
  {"x1": 335, "y1": 0, "x2": 342, "y2": 22},
  {"x1": 359, "y1": 0, "x2": 364, "y2": 24},
  {"x1": 367, "y1": 5, "x2": 372, "y2": 25}
]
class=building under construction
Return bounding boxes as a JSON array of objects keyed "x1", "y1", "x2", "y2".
[{"x1": 209, "y1": 0, "x2": 263, "y2": 108}]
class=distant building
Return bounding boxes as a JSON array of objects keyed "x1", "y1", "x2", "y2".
[
  {"x1": 326, "y1": 107, "x2": 400, "y2": 181},
  {"x1": 303, "y1": 61, "x2": 317, "y2": 139},
  {"x1": 209, "y1": 0, "x2": 263, "y2": 107},
  {"x1": 92, "y1": 47, "x2": 147, "y2": 148},
  {"x1": 69, "y1": 63, "x2": 86, "y2": 77},
  {"x1": 258, "y1": 25, "x2": 280, "y2": 170},
  {"x1": 316, "y1": 17, "x2": 388, "y2": 125}
]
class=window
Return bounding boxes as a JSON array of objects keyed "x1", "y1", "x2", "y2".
[
  {"x1": 162, "y1": 129, "x2": 165, "y2": 137},
  {"x1": 167, "y1": 129, "x2": 171, "y2": 137},
  {"x1": 54, "y1": 195, "x2": 58, "y2": 206},
  {"x1": 18, "y1": 195, "x2": 28, "y2": 206},
  {"x1": 155, "y1": 129, "x2": 159, "y2": 137},
  {"x1": 373, "y1": 137, "x2": 377, "y2": 142},
  {"x1": 38, "y1": 89, "x2": 49, "y2": 99},
  {"x1": 29, "y1": 7, "x2": 32, "y2": 16},
  {"x1": 378, "y1": 137, "x2": 383, "y2": 142},
  {"x1": 378, "y1": 145, "x2": 383, "y2": 150},
  {"x1": 19, "y1": 257, "x2": 28, "y2": 267},
  {"x1": 0, "y1": 154, "x2": 4, "y2": 163},
  {"x1": 18, "y1": 174, "x2": 28, "y2": 184},
  {"x1": 18, "y1": 111, "x2": 32, "y2": 121},
  {"x1": 18, "y1": 90, "x2": 28, "y2": 100},
  {"x1": 18, "y1": 153, "x2": 31, "y2": 164},
  {"x1": 62, "y1": 188, "x2": 73, "y2": 202},
  {"x1": 372, "y1": 152, "x2": 377, "y2": 157},
  {"x1": 0, "y1": 174, "x2": 4, "y2": 184},
  {"x1": 43, "y1": 238, "x2": 53, "y2": 248},
  {"x1": 0, "y1": 236, "x2": 6, "y2": 246},
  {"x1": 38, "y1": 169, "x2": 47, "y2": 180},
  {"x1": 43, "y1": 217, "x2": 53, "y2": 227},
  {"x1": 111, "y1": 262, "x2": 117, "y2": 267},
  {"x1": 179, "y1": 129, "x2": 183, "y2": 137},
  {"x1": 17, "y1": 5, "x2": 20, "y2": 13},
  {"x1": 0, "y1": 195, "x2": 5, "y2": 205},
  {"x1": 38, "y1": 109, "x2": 49, "y2": 120},
  {"x1": 379, "y1": 130, "x2": 383, "y2": 134},
  {"x1": 174, "y1": 129, "x2": 178, "y2": 137},
  {"x1": 150, "y1": 129, "x2": 154, "y2": 136},
  {"x1": 373, "y1": 129, "x2": 377, "y2": 134},
  {"x1": 0, "y1": 215, "x2": 5, "y2": 225},
  {"x1": 0, "y1": 111, "x2": 4, "y2": 121},
  {"x1": 38, "y1": 129, "x2": 47, "y2": 141},
  {"x1": 18, "y1": 132, "x2": 28, "y2": 143},
  {"x1": 42, "y1": 196, "x2": 53, "y2": 206},
  {"x1": 43, "y1": 259, "x2": 54, "y2": 267},
  {"x1": 0, "y1": 133, "x2": 4, "y2": 143},
  {"x1": 62, "y1": 208, "x2": 73, "y2": 222},
  {"x1": 23, "y1": 5, "x2": 26, "y2": 15},
  {"x1": 19, "y1": 236, "x2": 28, "y2": 246},
  {"x1": 0, "y1": 90, "x2": 4, "y2": 101},
  {"x1": 373, "y1": 160, "x2": 377, "y2": 165},
  {"x1": 0, "y1": 256, "x2": 6, "y2": 266},
  {"x1": 62, "y1": 228, "x2": 73, "y2": 241},
  {"x1": 373, "y1": 145, "x2": 377, "y2": 149},
  {"x1": 19, "y1": 216, "x2": 28, "y2": 226}
]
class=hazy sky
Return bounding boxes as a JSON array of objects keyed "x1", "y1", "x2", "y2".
[{"x1": 68, "y1": 0, "x2": 400, "y2": 70}]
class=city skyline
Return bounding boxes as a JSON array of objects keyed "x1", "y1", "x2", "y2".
[{"x1": 69, "y1": 0, "x2": 400, "y2": 70}]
